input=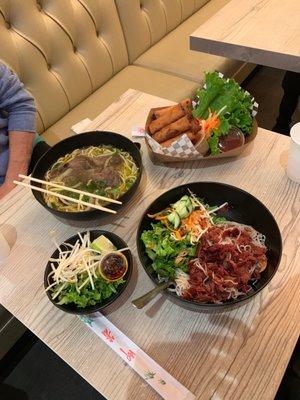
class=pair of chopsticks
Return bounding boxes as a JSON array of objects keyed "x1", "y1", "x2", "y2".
[{"x1": 13, "y1": 174, "x2": 122, "y2": 214}]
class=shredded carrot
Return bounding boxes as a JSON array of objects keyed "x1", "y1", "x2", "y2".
[
  {"x1": 174, "y1": 230, "x2": 182, "y2": 240},
  {"x1": 182, "y1": 210, "x2": 206, "y2": 230},
  {"x1": 154, "y1": 215, "x2": 168, "y2": 221},
  {"x1": 196, "y1": 108, "x2": 220, "y2": 138}
]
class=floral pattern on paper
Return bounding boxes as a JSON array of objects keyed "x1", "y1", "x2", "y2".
[
  {"x1": 101, "y1": 329, "x2": 115, "y2": 343},
  {"x1": 144, "y1": 370, "x2": 156, "y2": 380}
]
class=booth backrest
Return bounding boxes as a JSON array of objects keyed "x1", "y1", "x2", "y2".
[
  {"x1": 115, "y1": 0, "x2": 210, "y2": 62},
  {"x1": 0, "y1": 0, "x2": 128, "y2": 132}
]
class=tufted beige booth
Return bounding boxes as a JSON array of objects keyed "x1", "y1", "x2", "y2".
[
  {"x1": 0, "y1": 0, "x2": 254, "y2": 146},
  {"x1": 115, "y1": 0, "x2": 253, "y2": 83},
  {"x1": 115, "y1": 0, "x2": 211, "y2": 62},
  {"x1": 0, "y1": 0, "x2": 128, "y2": 134}
]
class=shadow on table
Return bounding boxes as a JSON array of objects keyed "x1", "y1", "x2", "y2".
[
  {"x1": 0, "y1": 224, "x2": 17, "y2": 250},
  {"x1": 275, "y1": 337, "x2": 300, "y2": 400},
  {"x1": 0, "y1": 383, "x2": 28, "y2": 400},
  {"x1": 124, "y1": 311, "x2": 253, "y2": 399}
]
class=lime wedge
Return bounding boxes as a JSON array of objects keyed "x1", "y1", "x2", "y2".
[{"x1": 91, "y1": 235, "x2": 116, "y2": 253}]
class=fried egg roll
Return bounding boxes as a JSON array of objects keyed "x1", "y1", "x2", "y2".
[
  {"x1": 153, "y1": 99, "x2": 192, "y2": 120},
  {"x1": 160, "y1": 131, "x2": 196, "y2": 147},
  {"x1": 149, "y1": 104, "x2": 186, "y2": 134},
  {"x1": 153, "y1": 107, "x2": 172, "y2": 119},
  {"x1": 152, "y1": 115, "x2": 191, "y2": 143}
]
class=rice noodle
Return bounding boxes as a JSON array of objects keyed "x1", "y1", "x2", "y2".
[{"x1": 174, "y1": 269, "x2": 190, "y2": 297}]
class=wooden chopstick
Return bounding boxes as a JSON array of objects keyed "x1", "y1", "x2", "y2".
[
  {"x1": 13, "y1": 180, "x2": 117, "y2": 214},
  {"x1": 18, "y1": 174, "x2": 122, "y2": 205}
]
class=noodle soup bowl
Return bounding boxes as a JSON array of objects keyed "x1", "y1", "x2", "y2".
[
  {"x1": 32, "y1": 131, "x2": 142, "y2": 221},
  {"x1": 137, "y1": 182, "x2": 282, "y2": 312},
  {"x1": 44, "y1": 230, "x2": 133, "y2": 314}
]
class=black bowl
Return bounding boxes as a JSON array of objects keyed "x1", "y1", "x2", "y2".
[
  {"x1": 32, "y1": 131, "x2": 142, "y2": 220},
  {"x1": 44, "y1": 230, "x2": 132, "y2": 314},
  {"x1": 137, "y1": 182, "x2": 282, "y2": 311}
]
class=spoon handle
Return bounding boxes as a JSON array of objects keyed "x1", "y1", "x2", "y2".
[{"x1": 131, "y1": 281, "x2": 171, "y2": 309}]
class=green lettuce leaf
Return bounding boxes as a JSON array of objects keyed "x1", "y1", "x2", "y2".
[
  {"x1": 193, "y1": 72, "x2": 254, "y2": 154},
  {"x1": 141, "y1": 222, "x2": 196, "y2": 279},
  {"x1": 192, "y1": 72, "x2": 225, "y2": 119}
]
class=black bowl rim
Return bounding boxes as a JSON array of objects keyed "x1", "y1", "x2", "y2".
[
  {"x1": 136, "y1": 181, "x2": 282, "y2": 309},
  {"x1": 32, "y1": 131, "x2": 142, "y2": 218},
  {"x1": 44, "y1": 229, "x2": 133, "y2": 314}
]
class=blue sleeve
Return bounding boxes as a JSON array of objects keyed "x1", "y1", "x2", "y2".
[{"x1": 0, "y1": 63, "x2": 36, "y2": 132}]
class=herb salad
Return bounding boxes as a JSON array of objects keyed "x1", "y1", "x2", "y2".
[
  {"x1": 46, "y1": 232, "x2": 129, "y2": 309},
  {"x1": 141, "y1": 193, "x2": 227, "y2": 280}
]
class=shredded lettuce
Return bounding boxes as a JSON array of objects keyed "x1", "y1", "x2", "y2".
[
  {"x1": 141, "y1": 223, "x2": 196, "y2": 279},
  {"x1": 142, "y1": 196, "x2": 229, "y2": 280}
]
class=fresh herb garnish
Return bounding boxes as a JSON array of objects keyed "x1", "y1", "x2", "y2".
[{"x1": 193, "y1": 72, "x2": 253, "y2": 154}]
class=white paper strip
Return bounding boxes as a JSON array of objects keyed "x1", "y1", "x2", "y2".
[
  {"x1": 71, "y1": 118, "x2": 92, "y2": 134},
  {"x1": 79, "y1": 314, "x2": 195, "y2": 400}
]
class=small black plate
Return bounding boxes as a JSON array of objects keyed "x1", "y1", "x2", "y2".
[
  {"x1": 137, "y1": 182, "x2": 282, "y2": 311},
  {"x1": 44, "y1": 230, "x2": 132, "y2": 314},
  {"x1": 32, "y1": 131, "x2": 142, "y2": 221}
]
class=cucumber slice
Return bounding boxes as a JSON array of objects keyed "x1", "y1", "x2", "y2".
[
  {"x1": 174, "y1": 202, "x2": 189, "y2": 218},
  {"x1": 173, "y1": 196, "x2": 193, "y2": 218},
  {"x1": 167, "y1": 211, "x2": 181, "y2": 229}
]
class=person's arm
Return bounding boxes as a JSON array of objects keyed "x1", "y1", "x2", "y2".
[
  {"x1": 0, "y1": 64, "x2": 36, "y2": 198},
  {"x1": 0, "y1": 131, "x2": 35, "y2": 198}
]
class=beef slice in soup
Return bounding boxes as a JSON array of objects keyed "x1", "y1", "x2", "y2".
[
  {"x1": 89, "y1": 167, "x2": 122, "y2": 187},
  {"x1": 65, "y1": 167, "x2": 121, "y2": 187},
  {"x1": 92, "y1": 156, "x2": 110, "y2": 168},
  {"x1": 108, "y1": 154, "x2": 123, "y2": 168},
  {"x1": 49, "y1": 153, "x2": 123, "y2": 188},
  {"x1": 49, "y1": 155, "x2": 93, "y2": 180},
  {"x1": 67, "y1": 155, "x2": 95, "y2": 170},
  {"x1": 93, "y1": 154, "x2": 123, "y2": 169}
]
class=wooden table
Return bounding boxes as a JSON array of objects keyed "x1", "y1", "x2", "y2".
[
  {"x1": 190, "y1": 0, "x2": 300, "y2": 73},
  {"x1": 0, "y1": 89, "x2": 299, "y2": 400}
]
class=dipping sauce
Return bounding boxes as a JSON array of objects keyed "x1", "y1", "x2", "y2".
[
  {"x1": 99, "y1": 252, "x2": 128, "y2": 281},
  {"x1": 218, "y1": 128, "x2": 245, "y2": 152}
]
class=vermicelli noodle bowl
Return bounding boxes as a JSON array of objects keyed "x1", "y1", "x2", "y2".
[
  {"x1": 44, "y1": 145, "x2": 139, "y2": 212},
  {"x1": 137, "y1": 182, "x2": 282, "y2": 311}
]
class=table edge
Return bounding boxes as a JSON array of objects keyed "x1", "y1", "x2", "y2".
[{"x1": 189, "y1": 35, "x2": 300, "y2": 73}]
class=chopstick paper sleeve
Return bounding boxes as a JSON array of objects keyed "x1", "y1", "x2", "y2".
[{"x1": 79, "y1": 313, "x2": 195, "y2": 400}]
